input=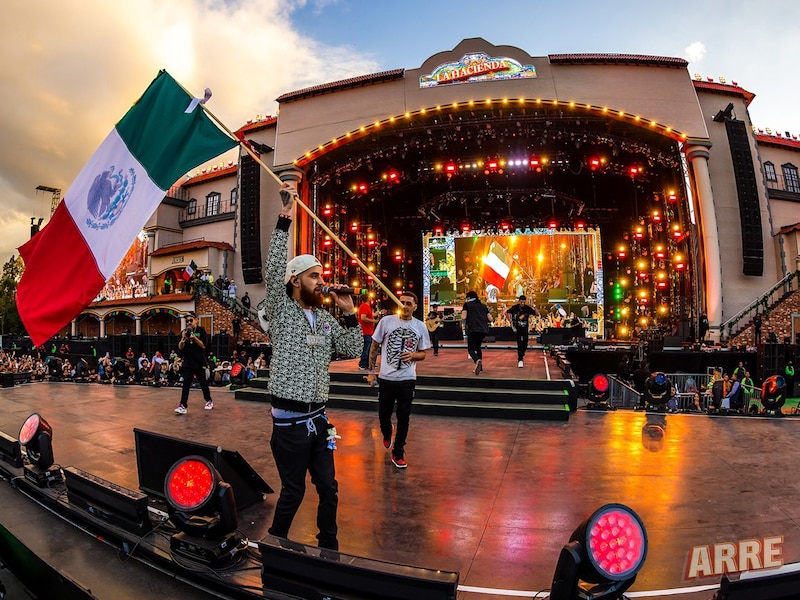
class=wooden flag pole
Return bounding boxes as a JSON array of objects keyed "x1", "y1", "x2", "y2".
[{"x1": 198, "y1": 104, "x2": 402, "y2": 308}]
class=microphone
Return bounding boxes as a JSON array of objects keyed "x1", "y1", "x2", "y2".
[{"x1": 320, "y1": 286, "x2": 368, "y2": 296}]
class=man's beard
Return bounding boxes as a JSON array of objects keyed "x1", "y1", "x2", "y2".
[{"x1": 300, "y1": 285, "x2": 323, "y2": 308}]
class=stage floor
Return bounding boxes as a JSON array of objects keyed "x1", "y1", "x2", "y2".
[{"x1": 2, "y1": 345, "x2": 800, "y2": 599}]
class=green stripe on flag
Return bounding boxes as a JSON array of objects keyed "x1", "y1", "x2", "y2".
[{"x1": 115, "y1": 71, "x2": 237, "y2": 190}]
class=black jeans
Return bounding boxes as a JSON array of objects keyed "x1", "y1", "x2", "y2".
[
  {"x1": 430, "y1": 329, "x2": 440, "y2": 354},
  {"x1": 467, "y1": 331, "x2": 486, "y2": 362},
  {"x1": 378, "y1": 378, "x2": 415, "y2": 458},
  {"x1": 515, "y1": 330, "x2": 530, "y2": 361},
  {"x1": 179, "y1": 367, "x2": 212, "y2": 406},
  {"x1": 269, "y1": 412, "x2": 339, "y2": 550}
]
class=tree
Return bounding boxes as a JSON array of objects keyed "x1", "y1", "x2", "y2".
[{"x1": 0, "y1": 255, "x2": 24, "y2": 335}]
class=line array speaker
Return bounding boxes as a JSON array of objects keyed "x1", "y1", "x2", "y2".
[
  {"x1": 725, "y1": 118, "x2": 764, "y2": 276},
  {"x1": 239, "y1": 155, "x2": 263, "y2": 284}
]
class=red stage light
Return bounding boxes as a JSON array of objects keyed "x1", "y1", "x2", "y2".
[
  {"x1": 350, "y1": 222, "x2": 359, "y2": 232},
  {"x1": 667, "y1": 191, "x2": 678, "y2": 203},
  {"x1": 589, "y1": 157, "x2": 601, "y2": 171},
  {"x1": 166, "y1": 457, "x2": 215, "y2": 511},
  {"x1": 671, "y1": 224, "x2": 684, "y2": 240},
  {"x1": 322, "y1": 204, "x2": 333, "y2": 217},
  {"x1": 529, "y1": 156, "x2": 541, "y2": 171},
  {"x1": 629, "y1": 166, "x2": 640, "y2": 177},
  {"x1": 385, "y1": 169, "x2": 400, "y2": 183},
  {"x1": 356, "y1": 182, "x2": 368, "y2": 194},
  {"x1": 575, "y1": 220, "x2": 586, "y2": 230},
  {"x1": 461, "y1": 223, "x2": 471, "y2": 232},
  {"x1": 500, "y1": 222, "x2": 511, "y2": 231},
  {"x1": 486, "y1": 157, "x2": 499, "y2": 172},
  {"x1": 547, "y1": 218, "x2": 558, "y2": 229},
  {"x1": 657, "y1": 281, "x2": 668, "y2": 290},
  {"x1": 433, "y1": 225, "x2": 444, "y2": 235},
  {"x1": 444, "y1": 162, "x2": 457, "y2": 174},
  {"x1": 591, "y1": 374, "x2": 609, "y2": 394},
  {"x1": 587, "y1": 506, "x2": 646, "y2": 578}
]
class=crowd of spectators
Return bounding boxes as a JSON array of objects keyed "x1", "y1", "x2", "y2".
[{"x1": 0, "y1": 347, "x2": 269, "y2": 388}]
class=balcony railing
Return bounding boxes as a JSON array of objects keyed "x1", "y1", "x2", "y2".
[{"x1": 179, "y1": 199, "x2": 237, "y2": 223}]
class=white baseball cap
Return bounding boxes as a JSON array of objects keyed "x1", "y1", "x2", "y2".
[{"x1": 284, "y1": 254, "x2": 322, "y2": 283}]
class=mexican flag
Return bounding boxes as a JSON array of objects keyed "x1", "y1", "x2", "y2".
[
  {"x1": 183, "y1": 260, "x2": 197, "y2": 281},
  {"x1": 481, "y1": 241, "x2": 513, "y2": 288},
  {"x1": 17, "y1": 71, "x2": 237, "y2": 346}
]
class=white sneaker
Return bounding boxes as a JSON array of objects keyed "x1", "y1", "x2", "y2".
[
  {"x1": 205, "y1": 401, "x2": 213, "y2": 410},
  {"x1": 518, "y1": 360, "x2": 524, "y2": 368},
  {"x1": 174, "y1": 405, "x2": 187, "y2": 415}
]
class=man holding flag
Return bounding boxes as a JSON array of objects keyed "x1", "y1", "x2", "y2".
[{"x1": 16, "y1": 71, "x2": 237, "y2": 346}]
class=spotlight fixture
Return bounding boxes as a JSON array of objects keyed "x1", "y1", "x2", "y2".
[
  {"x1": 18, "y1": 413, "x2": 61, "y2": 486},
  {"x1": 760, "y1": 375, "x2": 786, "y2": 417},
  {"x1": 643, "y1": 372, "x2": 673, "y2": 411},
  {"x1": 165, "y1": 455, "x2": 245, "y2": 567},
  {"x1": 551, "y1": 503, "x2": 648, "y2": 600},
  {"x1": 586, "y1": 374, "x2": 614, "y2": 411}
]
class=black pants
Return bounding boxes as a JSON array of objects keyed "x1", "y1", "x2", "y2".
[
  {"x1": 378, "y1": 378, "x2": 415, "y2": 458},
  {"x1": 269, "y1": 412, "x2": 339, "y2": 550},
  {"x1": 467, "y1": 331, "x2": 486, "y2": 363},
  {"x1": 179, "y1": 367, "x2": 212, "y2": 406},
  {"x1": 515, "y1": 330, "x2": 530, "y2": 361},
  {"x1": 429, "y1": 329, "x2": 440, "y2": 355}
]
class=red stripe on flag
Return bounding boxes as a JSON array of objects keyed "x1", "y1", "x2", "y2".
[{"x1": 17, "y1": 203, "x2": 106, "y2": 346}]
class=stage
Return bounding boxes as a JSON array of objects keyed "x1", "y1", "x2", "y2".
[{"x1": 2, "y1": 346, "x2": 800, "y2": 599}]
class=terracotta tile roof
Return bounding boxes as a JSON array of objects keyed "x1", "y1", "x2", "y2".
[
  {"x1": 236, "y1": 116, "x2": 277, "y2": 135},
  {"x1": 276, "y1": 69, "x2": 405, "y2": 103},
  {"x1": 778, "y1": 222, "x2": 800, "y2": 235},
  {"x1": 548, "y1": 53, "x2": 688, "y2": 67},
  {"x1": 756, "y1": 133, "x2": 800, "y2": 150},
  {"x1": 182, "y1": 165, "x2": 237, "y2": 186},
  {"x1": 150, "y1": 240, "x2": 234, "y2": 257},
  {"x1": 692, "y1": 80, "x2": 756, "y2": 106}
]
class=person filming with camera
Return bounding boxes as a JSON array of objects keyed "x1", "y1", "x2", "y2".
[{"x1": 174, "y1": 312, "x2": 213, "y2": 414}]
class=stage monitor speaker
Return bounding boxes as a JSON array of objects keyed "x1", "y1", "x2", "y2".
[
  {"x1": 716, "y1": 564, "x2": 800, "y2": 599},
  {"x1": 259, "y1": 535, "x2": 458, "y2": 600},
  {"x1": 663, "y1": 336, "x2": 683, "y2": 349},
  {"x1": 133, "y1": 428, "x2": 273, "y2": 509}
]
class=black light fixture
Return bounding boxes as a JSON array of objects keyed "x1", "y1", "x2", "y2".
[
  {"x1": 586, "y1": 374, "x2": 613, "y2": 411},
  {"x1": 551, "y1": 503, "x2": 648, "y2": 600},
  {"x1": 644, "y1": 372, "x2": 672, "y2": 411},
  {"x1": 164, "y1": 455, "x2": 245, "y2": 567},
  {"x1": 760, "y1": 375, "x2": 786, "y2": 417},
  {"x1": 18, "y1": 413, "x2": 61, "y2": 486}
]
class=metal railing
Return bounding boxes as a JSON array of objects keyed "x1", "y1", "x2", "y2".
[{"x1": 178, "y1": 199, "x2": 236, "y2": 223}]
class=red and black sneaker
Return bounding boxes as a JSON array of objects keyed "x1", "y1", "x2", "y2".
[{"x1": 391, "y1": 455, "x2": 407, "y2": 469}]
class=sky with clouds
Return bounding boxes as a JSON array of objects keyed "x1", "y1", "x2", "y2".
[{"x1": 3, "y1": 0, "x2": 800, "y2": 266}]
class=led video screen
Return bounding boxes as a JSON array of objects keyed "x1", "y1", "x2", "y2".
[{"x1": 422, "y1": 229, "x2": 603, "y2": 338}]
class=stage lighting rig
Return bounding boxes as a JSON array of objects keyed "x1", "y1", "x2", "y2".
[
  {"x1": 760, "y1": 375, "x2": 786, "y2": 417},
  {"x1": 551, "y1": 503, "x2": 648, "y2": 600},
  {"x1": 164, "y1": 455, "x2": 246, "y2": 567},
  {"x1": 643, "y1": 372, "x2": 672, "y2": 411},
  {"x1": 586, "y1": 374, "x2": 614, "y2": 411},
  {"x1": 18, "y1": 413, "x2": 61, "y2": 486}
]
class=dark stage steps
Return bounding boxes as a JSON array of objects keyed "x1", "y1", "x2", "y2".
[{"x1": 235, "y1": 371, "x2": 575, "y2": 421}]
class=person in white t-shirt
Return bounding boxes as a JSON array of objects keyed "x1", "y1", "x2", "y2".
[{"x1": 366, "y1": 291, "x2": 431, "y2": 469}]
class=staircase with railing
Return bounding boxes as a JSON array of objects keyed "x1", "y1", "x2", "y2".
[{"x1": 724, "y1": 270, "x2": 800, "y2": 346}]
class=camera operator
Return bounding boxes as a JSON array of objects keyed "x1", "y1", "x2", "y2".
[{"x1": 174, "y1": 313, "x2": 213, "y2": 414}]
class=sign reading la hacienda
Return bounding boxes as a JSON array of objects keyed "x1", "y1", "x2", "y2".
[{"x1": 420, "y1": 52, "x2": 536, "y2": 88}]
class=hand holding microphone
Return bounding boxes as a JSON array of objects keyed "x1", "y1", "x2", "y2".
[{"x1": 320, "y1": 286, "x2": 368, "y2": 296}]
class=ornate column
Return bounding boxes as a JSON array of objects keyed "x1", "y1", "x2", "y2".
[
  {"x1": 134, "y1": 315, "x2": 142, "y2": 336},
  {"x1": 99, "y1": 318, "x2": 106, "y2": 338},
  {"x1": 685, "y1": 141, "x2": 722, "y2": 341}
]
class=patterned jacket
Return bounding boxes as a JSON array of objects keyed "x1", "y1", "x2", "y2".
[{"x1": 265, "y1": 219, "x2": 363, "y2": 405}]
